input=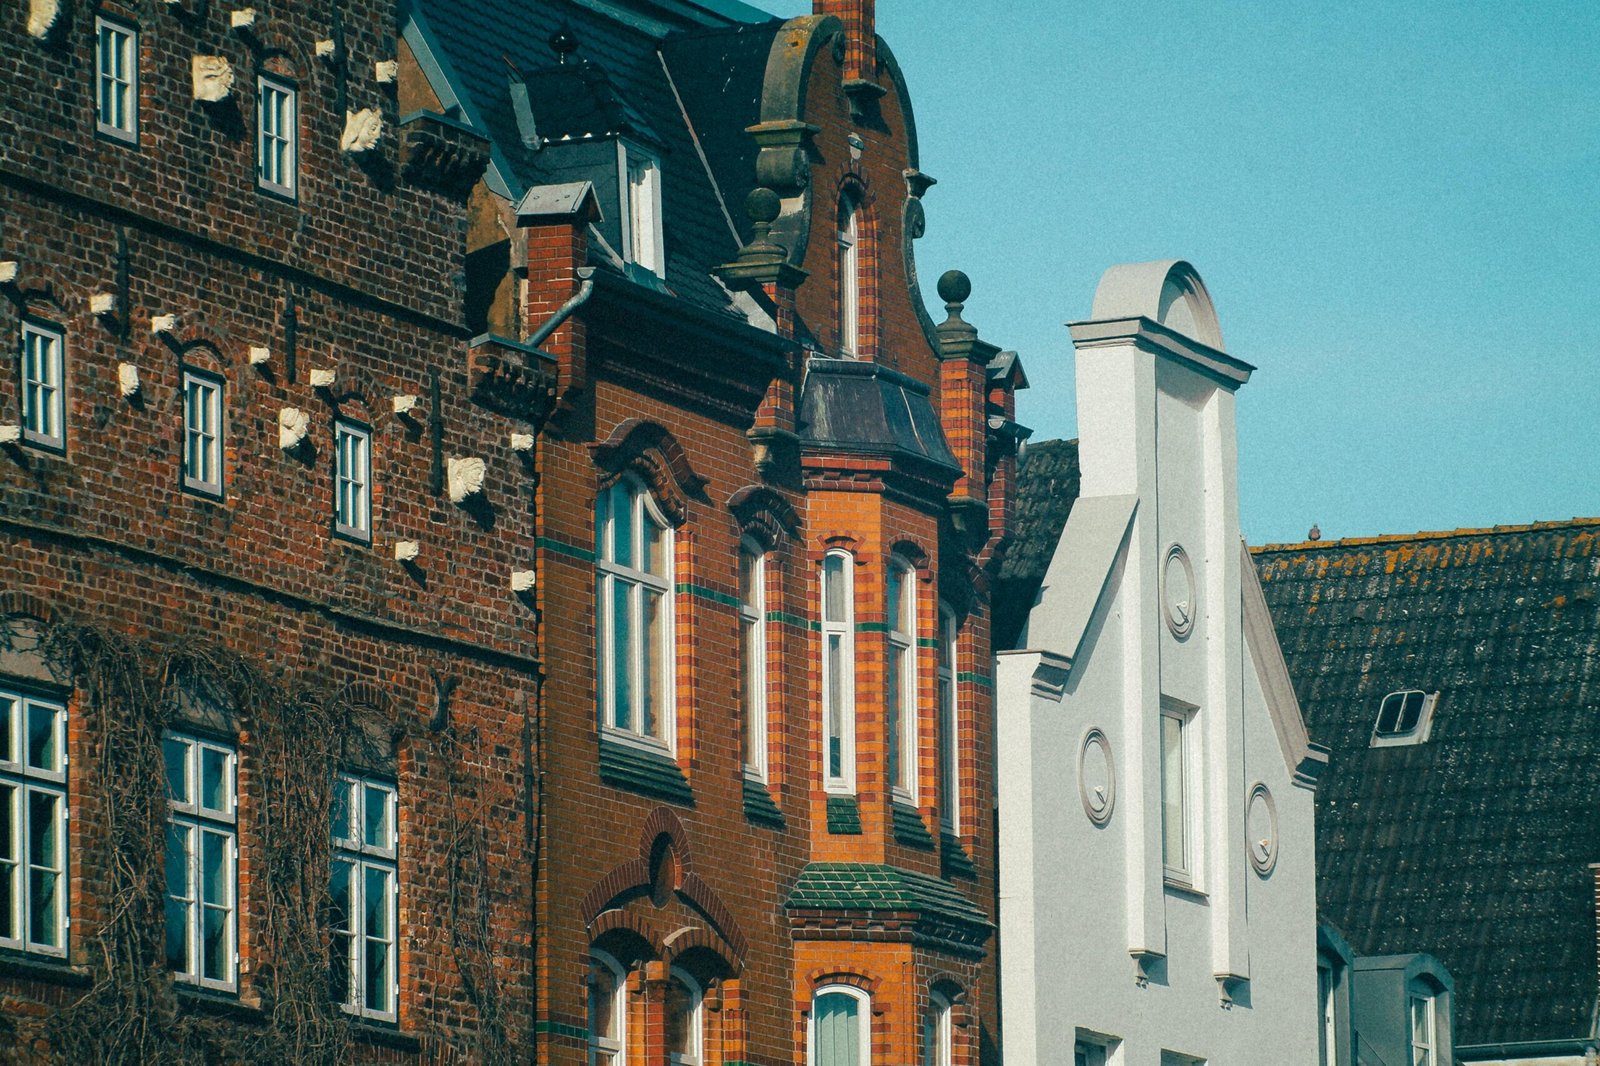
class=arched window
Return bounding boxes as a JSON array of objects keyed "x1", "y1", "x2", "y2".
[
  {"x1": 923, "y1": 991, "x2": 952, "y2": 1066},
  {"x1": 810, "y1": 985, "x2": 870, "y2": 1066},
  {"x1": 666, "y1": 967, "x2": 704, "y2": 1066},
  {"x1": 820, "y1": 551, "x2": 855, "y2": 792},
  {"x1": 588, "y1": 950, "x2": 627, "y2": 1066},
  {"x1": 837, "y1": 194, "x2": 860, "y2": 357},
  {"x1": 886, "y1": 559, "x2": 916, "y2": 799},
  {"x1": 739, "y1": 538, "x2": 768, "y2": 780},
  {"x1": 596, "y1": 476, "x2": 674, "y2": 745},
  {"x1": 936, "y1": 606, "x2": 958, "y2": 833}
]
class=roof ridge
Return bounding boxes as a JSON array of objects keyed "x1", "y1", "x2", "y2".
[{"x1": 1251, "y1": 516, "x2": 1600, "y2": 554}]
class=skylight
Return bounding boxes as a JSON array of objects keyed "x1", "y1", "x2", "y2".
[{"x1": 1371, "y1": 690, "x2": 1438, "y2": 747}]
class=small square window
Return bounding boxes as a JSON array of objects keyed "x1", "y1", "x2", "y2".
[
  {"x1": 620, "y1": 144, "x2": 663, "y2": 276},
  {"x1": 257, "y1": 76, "x2": 297, "y2": 198},
  {"x1": 95, "y1": 18, "x2": 138, "y2": 143},
  {"x1": 334, "y1": 421, "x2": 371, "y2": 542},
  {"x1": 181, "y1": 370, "x2": 224, "y2": 498},
  {"x1": 19, "y1": 321, "x2": 66, "y2": 452},
  {"x1": 1371, "y1": 690, "x2": 1438, "y2": 747}
]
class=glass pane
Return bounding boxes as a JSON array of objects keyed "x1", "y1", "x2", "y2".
[
  {"x1": 1400, "y1": 691, "x2": 1425, "y2": 732},
  {"x1": 329, "y1": 928, "x2": 353, "y2": 1005},
  {"x1": 202, "y1": 904, "x2": 228, "y2": 981},
  {"x1": 641, "y1": 511, "x2": 663, "y2": 576},
  {"x1": 165, "y1": 895, "x2": 189, "y2": 971},
  {"x1": 0, "y1": 784, "x2": 12, "y2": 862},
  {"x1": 739, "y1": 550, "x2": 759, "y2": 611},
  {"x1": 166, "y1": 823, "x2": 191, "y2": 900},
  {"x1": 589, "y1": 960, "x2": 619, "y2": 1039},
  {"x1": 26, "y1": 702, "x2": 57, "y2": 771},
  {"x1": 0, "y1": 792, "x2": 13, "y2": 942},
  {"x1": 1161, "y1": 715, "x2": 1186, "y2": 871},
  {"x1": 594, "y1": 486, "x2": 610, "y2": 558},
  {"x1": 164, "y1": 737, "x2": 189, "y2": 803},
  {"x1": 827, "y1": 635, "x2": 844, "y2": 780},
  {"x1": 365, "y1": 938, "x2": 391, "y2": 1013},
  {"x1": 1377, "y1": 694, "x2": 1401, "y2": 734},
  {"x1": 742, "y1": 616, "x2": 761, "y2": 768},
  {"x1": 815, "y1": 992, "x2": 860, "y2": 1066},
  {"x1": 201, "y1": 830, "x2": 229, "y2": 906},
  {"x1": 364, "y1": 784, "x2": 391, "y2": 849},
  {"x1": 643, "y1": 588, "x2": 664, "y2": 740},
  {"x1": 611, "y1": 486, "x2": 634, "y2": 568},
  {"x1": 886, "y1": 650, "x2": 901, "y2": 789},
  {"x1": 887, "y1": 567, "x2": 904, "y2": 632},
  {"x1": 28, "y1": 791, "x2": 57, "y2": 868},
  {"x1": 612, "y1": 581, "x2": 633, "y2": 730},
  {"x1": 824, "y1": 555, "x2": 846, "y2": 622},
  {"x1": 0, "y1": 695, "x2": 14, "y2": 763},
  {"x1": 29, "y1": 868, "x2": 58, "y2": 947},
  {"x1": 329, "y1": 859, "x2": 352, "y2": 934},
  {"x1": 364, "y1": 866, "x2": 391, "y2": 939},
  {"x1": 665, "y1": 974, "x2": 695, "y2": 1054},
  {"x1": 331, "y1": 778, "x2": 353, "y2": 843},
  {"x1": 200, "y1": 747, "x2": 229, "y2": 813},
  {"x1": 1410, "y1": 997, "x2": 1428, "y2": 1043}
]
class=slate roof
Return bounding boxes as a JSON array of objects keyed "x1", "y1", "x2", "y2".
[
  {"x1": 994, "y1": 437, "x2": 1080, "y2": 650},
  {"x1": 1254, "y1": 519, "x2": 1600, "y2": 1048},
  {"x1": 411, "y1": 0, "x2": 783, "y2": 318},
  {"x1": 784, "y1": 862, "x2": 992, "y2": 943}
]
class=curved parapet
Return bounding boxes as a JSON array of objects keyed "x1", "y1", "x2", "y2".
[{"x1": 1089, "y1": 259, "x2": 1225, "y2": 352}]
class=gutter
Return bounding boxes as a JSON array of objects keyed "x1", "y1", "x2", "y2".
[{"x1": 1457, "y1": 1038, "x2": 1600, "y2": 1061}]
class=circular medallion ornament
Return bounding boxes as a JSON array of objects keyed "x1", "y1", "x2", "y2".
[
  {"x1": 1246, "y1": 783, "x2": 1278, "y2": 876},
  {"x1": 1163, "y1": 544, "x2": 1197, "y2": 639},
  {"x1": 1078, "y1": 729, "x2": 1116, "y2": 827}
]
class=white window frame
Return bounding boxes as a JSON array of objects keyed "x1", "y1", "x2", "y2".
[
  {"x1": 330, "y1": 772, "x2": 399, "y2": 1022},
  {"x1": 334, "y1": 419, "x2": 372, "y2": 542},
  {"x1": 256, "y1": 75, "x2": 297, "y2": 198},
  {"x1": 595, "y1": 475, "x2": 675, "y2": 748},
  {"x1": 1160, "y1": 699, "x2": 1200, "y2": 888},
  {"x1": 0, "y1": 687, "x2": 68, "y2": 958},
  {"x1": 667, "y1": 966, "x2": 703, "y2": 1066},
  {"x1": 739, "y1": 538, "x2": 768, "y2": 782},
  {"x1": 821, "y1": 551, "x2": 856, "y2": 794},
  {"x1": 809, "y1": 984, "x2": 870, "y2": 1066},
  {"x1": 1371, "y1": 689, "x2": 1439, "y2": 748},
  {"x1": 164, "y1": 732, "x2": 238, "y2": 992},
  {"x1": 619, "y1": 142, "x2": 664, "y2": 276},
  {"x1": 95, "y1": 17, "x2": 138, "y2": 143},
  {"x1": 19, "y1": 321, "x2": 65, "y2": 452},
  {"x1": 937, "y1": 606, "x2": 958, "y2": 833},
  {"x1": 1318, "y1": 960, "x2": 1338, "y2": 1066},
  {"x1": 837, "y1": 195, "x2": 860, "y2": 357},
  {"x1": 886, "y1": 558, "x2": 917, "y2": 802},
  {"x1": 181, "y1": 368, "x2": 224, "y2": 498},
  {"x1": 923, "y1": 991, "x2": 952, "y2": 1066},
  {"x1": 588, "y1": 949, "x2": 627, "y2": 1066},
  {"x1": 1409, "y1": 991, "x2": 1436, "y2": 1066}
]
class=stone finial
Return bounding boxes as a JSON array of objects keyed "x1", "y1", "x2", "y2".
[
  {"x1": 935, "y1": 270, "x2": 978, "y2": 360},
  {"x1": 278, "y1": 408, "x2": 309, "y2": 449},
  {"x1": 192, "y1": 56, "x2": 235, "y2": 102},
  {"x1": 550, "y1": 26, "x2": 579, "y2": 64},
  {"x1": 447, "y1": 456, "x2": 486, "y2": 503},
  {"x1": 713, "y1": 188, "x2": 806, "y2": 290},
  {"x1": 117, "y1": 363, "x2": 141, "y2": 399},
  {"x1": 1308, "y1": 524, "x2": 1322, "y2": 542},
  {"x1": 341, "y1": 109, "x2": 383, "y2": 153},
  {"x1": 937, "y1": 269, "x2": 971, "y2": 312}
]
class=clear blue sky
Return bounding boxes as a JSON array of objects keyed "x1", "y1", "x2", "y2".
[{"x1": 763, "y1": 1, "x2": 1600, "y2": 545}]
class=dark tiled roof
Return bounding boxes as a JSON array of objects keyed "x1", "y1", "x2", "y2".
[
  {"x1": 1254, "y1": 519, "x2": 1600, "y2": 1047},
  {"x1": 995, "y1": 438, "x2": 1080, "y2": 650},
  {"x1": 784, "y1": 862, "x2": 992, "y2": 942},
  {"x1": 414, "y1": 0, "x2": 778, "y2": 318}
]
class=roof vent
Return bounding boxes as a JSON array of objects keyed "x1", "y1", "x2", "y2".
[{"x1": 1371, "y1": 690, "x2": 1439, "y2": 748}]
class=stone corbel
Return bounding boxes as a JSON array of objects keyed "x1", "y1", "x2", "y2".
[{"x1": 747, "y1": 120, "x2": 818, "y2": 195}]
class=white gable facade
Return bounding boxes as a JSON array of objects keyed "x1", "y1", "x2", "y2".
[{"x1": 997, "y1": 261, "x2": 1328, "y2": 1065}]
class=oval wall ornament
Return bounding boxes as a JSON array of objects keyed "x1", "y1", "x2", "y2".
[
  {"x1": 1246, "y1": 783, "x2": 1279, "y2": 876},
  {"x1": 1162, "y1": 543, "x2": 1196, "y2": 639},
  {"x1": 1078, "y1": 728, "x2": 1116, "y2": 827}
]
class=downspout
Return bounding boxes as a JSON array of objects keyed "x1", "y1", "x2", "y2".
[{"x1": 527, "y1": 266, "x2": 595, "y2": 349}]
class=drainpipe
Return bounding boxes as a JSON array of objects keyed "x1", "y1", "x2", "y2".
[{"x1": 527, "y1": 267, "x2": 595, "y2": 349}]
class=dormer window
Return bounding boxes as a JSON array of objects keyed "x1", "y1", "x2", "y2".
[
  {"x1": 837, "y1": 193, "x2": 860, "y2": 356},
  {"x1": 1371, "y1": 689, "x2": 1438, "y2": 747},
  {"x1": 620, "y1": 143, "x2": 663, "y2": 276}
]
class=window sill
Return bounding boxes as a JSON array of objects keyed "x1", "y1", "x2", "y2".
[
  {"x1": 598, "y1": 734, "x2": 692, "y2": 805},
  {"x1": 350, "y1": 1019, "x2": 421, "y2": 1053},
  {"x1": 1163, "y1": 878, "x2": 1209, "y2": 902},
  {"x1": 175, "y1": 984, "x2": 262, "y2": 1022},
  {"x1": 892, "y1": 802, "x2": 936, "y2": 851},
  {"x1": 0, "y1": 952, "x2": 91, "y2": 988},
  {"x1": 742, "y1": 774, "x2": 784, "y2": 829},
  {"x1": 825, "y1": 794, "x2": 861, "y2": 835}
]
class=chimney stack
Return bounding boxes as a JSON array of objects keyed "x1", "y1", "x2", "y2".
[{"x1": 814, "y1": 0, "x2": 875, "y2": 85}]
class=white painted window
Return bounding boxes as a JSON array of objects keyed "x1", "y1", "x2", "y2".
[
  {"x1": 937, "y1": 606, "x2": 958, "y2": 832},
  {"x1": 330, "y1": 773, "x2": 398, "y2": 1021},
  {"x1": 334, "y1": 420, "x2": 371, "y2": 541},
  {"x1": 0, "y1": 688, "x2": 67, "y2": 957},
  {"x1": 1371, "y1": 689, "x2": 1438, "y2": 747},
  {"x1": 164, "y1": 733, "x2": 237, "y2": 991},
  {"x1": 1409, "y1": 992, "x2": 1435, "y2": 1066},
  {"x1": 820, "y1": 551, "x2": 855, "y2": 793},
  {"x1": 182, "y1": 370, "x2": 223, "y2": 497},
  {"x1": 1160, "y1": 702, "x2": 1198, "y2": 886},
  {"x1": 923, "y1": 992, "x2": 952, "y2": 1066},
  {"x1": 739, "y1": 539, "x2": 768, "y2": 781},
  {"x1": 20, "y1": 321, "x2": 65, "y2": 451},
  {"x1": 837, "y1": 195, "x2": 860, "y2": 356},
  {"x1": 95, "y1": 18, "x2": 138, "y2": 142},
  {"x1": 1318, "y1": 961, "x2": 1338, "y2": 1066},
  {"x1": 588, "y1": 949, "x2": 626, "y2": 1066},
  {"x1": 666, "y1": 967, "x2": 703, "y2": 1066},
  {"x1": 596, "y1": 476, "x2": 673, "y2": 746},
  {"x1": 257, "y1": 76, "x2": 297, "y2": 197},
  {"x1": 810, "y1": 985, "x2": 869, "y2": 1066},
  {"x1": 886, "y1": 558, "x2": 916, "y2": 800},
  {"x1": 620, "y1": 144, "x2": 663, "y2": 275}
]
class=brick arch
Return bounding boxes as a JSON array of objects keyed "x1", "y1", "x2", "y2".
[
  {"x1": 728, "y1": 484, "x2": 801, "y2": 549},
  {"x1": 815, "y1": 533, "x2": 866, "y2": 560},
  {"x1": 590, "y1": 419, "x2": 708, "y2": 526},
  {"x1": 637, "y1": 805, "x2": 695, "y2": 877},
  {"x1": 326, "y1": 364, "x2": 383, "y2": 421},
  {"x1": 251, "y1": 33, "x2": 313, "y2": 80},
  {"x1": 589, "y1": 908, "x2": 665, "y2": 961},
  {"x1": 804, "y1": 968, "x2": 883, "y2": 997},
  {"x1": 888, "y1": 538, "x2": 932, "y2": 576},
  {"x1": 1, "y1": 262, "x2": 82, "y2": 323},
  {"x1": 660, "y1": 924, "x2": 740, "y2": 977},
  {"x1": 161, "y1": 317, "x2": 238, "y2": 360},
  {"x1": 677, "y1": 872, "x2": 748, "y2": 964},
  {"x1": 334, "y1": 681, "x2": 391, "y2": 716},
  {"x1": 580, "y1": 859, "x2": 651, "y2": 925},
  {"x1": 0, "y1": 590, "x2": 62, "y2": 626},
  {"x1": 927, "y1": 972, "x2": 969, "y2": 1004}
]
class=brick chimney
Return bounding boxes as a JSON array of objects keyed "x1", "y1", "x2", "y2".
[{"x1": 815, "y1": 0, "x2": 875, "y2": 84}]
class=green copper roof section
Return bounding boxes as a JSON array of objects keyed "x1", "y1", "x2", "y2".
[
  {"x1": 826, "y1": 795, "x2": 862, "y2": 835},
  {"x1": 784, "y1": 862, "x2": 992, "y2": 947}
]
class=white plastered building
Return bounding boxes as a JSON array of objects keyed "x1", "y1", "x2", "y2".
[{"x1": 997, "y1": 261, "x2": 1328, "y2": 1066}]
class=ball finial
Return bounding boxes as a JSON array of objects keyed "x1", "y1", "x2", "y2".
[
  {"x1": 745, "y1": 187, "x2": 782, "y2": 226},
  {"x1": 550, "y1": 27, "x2": 579, "y2": 63},
  {"x1": 937, "y1": 269, "x2": 971, "y2": 306}
]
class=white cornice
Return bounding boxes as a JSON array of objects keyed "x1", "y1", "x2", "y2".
[{"x1": 1068, "y1": 315, "x2": 1256, "y2": 388}]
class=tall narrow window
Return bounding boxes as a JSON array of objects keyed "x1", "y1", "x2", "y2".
[
  {"x1": 1318, "y1": 961, "x2": 1337, "y2": 1066},
  {"x1": 886, "y1": 559, "x2": 916, "y2": 799},
  {"x1": 923, "y1": 992, "x2": 952, "y2": 1066},
  {"x1": 330, "y1": 773, "x2": 398, "y2": 1021},
  {"x1": 257, "y1": 76, "x2": 297, "y2": 198},
  {"x1": 1409, "y1": 992, "x2": 1435, "y2": 1066},
  {"x1": 820, "y1": 552, "x2": 855, "y2": 792},
  {"x1": 19, "y1": 322, "x2": 65, "y2": 451},
  {"x1": 666, "y1": 968, "x2": 703, "y2": 1066},
  {"x1": 810, "y1": 986, "x2": 869, "y2": 1066},
  {"x1": 739, "y1": 540, "x2": 768, "y2": 780},
  {"x1": 837, "y1": 195, "x2": 860, "y2": 357},
  {"x1": 621, "y1": 145, "x2": 663, "y2": 275},
  {"x1": 937, "y1": 607, "x2": 958, "y2": 833},
  {"x1": 588, "y1": 950, "x2": 627, "y2": 1066},
  {"x1": 0, "y1": 688, "x2": 67, "y2": 957},
  {"x1": 334, "y1": 420, "x2": 371, "y2": 542},
  {"x1": 596, "y1": 477, "x2": 673, "y2": 746},
  {"x1": 95, "y1": 18, "x2": 138, "y2": 142},
  {"x1": 182, "y1": 370, "x2": 224, "y2": 497},
  {"x1": 1160, "y1": 704, "x2": 1195, "y2": 885},
  {"x1": 164, "y1": 733, "x2": 237, "y2": 991}
]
